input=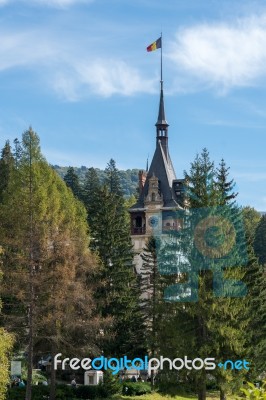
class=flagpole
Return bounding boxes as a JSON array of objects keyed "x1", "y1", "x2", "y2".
[{"x1": 160, "y1": 32, "x2": 163, "y2": 88}]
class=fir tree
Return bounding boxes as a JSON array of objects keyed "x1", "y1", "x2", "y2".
[
  {"x1": 247, "y1": 214, "x2": 266, "y2": 373},
  {"x1": 63, "y1": 166, "x2": 82, "y2": 200},
  {"x1": 92, "y1": 185, "x2": 145, "y2": 357},
  {"x1": 242, "y1": 207, "x2": 261, "y2": 245},
  {"x1": 254, "y1": 214, "x2": 266, "y2": 266},
  {"x1": 83, "y1": 167, "x2": 101, "y2": 242},
  {"x1": 13, "y1": 137, "x2": 22, "y2": 167},
  {"x1": 216, "y1": 159, "x2": 238, "y2": 205},
  {"x1": 165, "y1": 149, "x2": 250, "y2": 400},
  {"x1": 0, "y1": 141, "x2": 15, "y2": 203},
  {"x1": 140, "y1": 236, "x2": 175, "y2": 388},
  {"x1": 105, "y1": 158, "x2": 123, "y2": 196},
  {"x1": 84, "y1": 162, "x2": 146, "y2": 358}
]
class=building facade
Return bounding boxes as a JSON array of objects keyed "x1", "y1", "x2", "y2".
[{"x1": 129, "y1": 81, "x2": 186, "y2": 273}]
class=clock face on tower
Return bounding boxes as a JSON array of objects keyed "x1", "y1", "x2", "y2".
[{"x1": 148, "y1": 215, "x2": 159, "y2": 228}]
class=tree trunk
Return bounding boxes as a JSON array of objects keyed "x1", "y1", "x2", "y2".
[
  {"x1": 220, "y1": 388, "x2": 227, "y2": 400},
  {"x1": 25, "y1": 297, "x2": 33, "y2": 400},
  {"x1": 26, "y1": 142, "x2": 34, "y2": 400},
  {"x1": 49, "y1": 350, "x2": 56, "y2": 400},
  {"x1": 197, "y1": 373, "x2": 207, "y2": 400}
]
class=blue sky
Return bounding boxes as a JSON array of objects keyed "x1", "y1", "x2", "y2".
[{"x1": 0, "y1": 0, "x2": 266, "y2": 210}]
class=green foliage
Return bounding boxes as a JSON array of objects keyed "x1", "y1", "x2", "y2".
[
  {"x1": 0, "y1": 129, "x2": 103, "y2": 400},
  {"x1": 75, "y1": 384, "x2": 103, "y2": 399},
  {"x1": 254, "y1": 215, "x2": 266, "y2": 265},
  {"x1": 160, "y1": 149, "x2": 250, "y2": 399},
  {"x1": 0, "y1": 248, "x2": 14, "y2": 400},
  {"x1": 0, "y1": 327, "x2": 13, "y2": 400},
  {"x1": 242, "y1": 207, "x2": 261, "y2": 245},
  {"x1": 53, "y1": 165, "x2": 139, "y2": 197},
  {"x1": 122, "y1": 381, "x2": 152, "y2": 396},
  {"x1": 83, "y1": 160, "x2": 145, "y2": 358},
  {"x1": 7, "y1": 385, "x2": 74, "y2": 400},
  {"x1": 216, "y1": 158, "x2": 238, "y2": 205},
  {"x1": 63, "y1": 166, "x2": 82, "y2": 200},
  {"x1": 99, "y1": 370, "x2": 122, "y2": 397},
  {"x1": 240, "y1": 382, "x2": 266, "y2": 399}
]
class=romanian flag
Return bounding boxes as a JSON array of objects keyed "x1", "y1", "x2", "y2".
[{"x1": 146, "y1": 37, "x2": 161, "y2": 52}]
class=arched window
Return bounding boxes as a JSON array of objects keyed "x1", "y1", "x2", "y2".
[{"x1": 152, "y1": 192, "x2": 155, "y2": 202}]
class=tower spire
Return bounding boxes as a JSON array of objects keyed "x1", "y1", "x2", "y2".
[{"x1": 155, "y1": 33, "x2": 169, "y2": 158}]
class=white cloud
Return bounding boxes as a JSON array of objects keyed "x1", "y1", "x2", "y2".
[
  {"x1": 74, "y1": 59, "x2": 155, "y2": 97},
  {"x1": 0, "y1": 29, "x2": 156, "y2": 100},
  {"x1": 168, "y1": 14, "x2": 266, "y2": 93}
]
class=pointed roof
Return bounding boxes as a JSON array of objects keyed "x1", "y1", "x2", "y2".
[
  {"x1": 131, "y1": 141, "x2": 179, "y2": 209},
  {"x1": 130, "y1": 75, "x2": 180, "y2": 211},
  {"x1": 156, "y1": 83, "x2": 169, "y2": 128}
]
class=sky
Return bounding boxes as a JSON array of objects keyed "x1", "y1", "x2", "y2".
[{"x1": 0, "y1": 0, "x2": 266, "y2": 210}]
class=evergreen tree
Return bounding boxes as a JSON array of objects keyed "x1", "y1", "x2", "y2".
[
  {"x1": 0, "y1": 141, "x2": 15, "y2": 202},
  {"x1": 83, "y1": 161, "x2": 146, "y2": 358},
  {"x1": 216, "y1": 159, "x2": 238, "y2": 205},
  {"x1": 254, "y1": 215, "x2": 266, "y2": 266},
  {"x1": 13, "y1": 137, "x2": 22, "y2": 167},
  {"x1": 248, "y1": 214, "x2": 266, "y2": 373},
  {"x1": 64, "y1": 166, "x2": 82, "y2": 200},
  {"x1": 92, "y1": 185, "x2": 145, "y2": 357},
  {"x1": 163, "y1": 149, "x2": 250, "y2": 400},
  {"x1": 83, "y1": 167, "x2": 101, "y2": 241},
  {"x1": 140, "y1": 236, "x2": 175, "y2": 388},
  {"x1": 105, "y1": 158, "x2": 123, "y2": 196},
  {"x1": 184, "y1": 148, "x2": 217, "y2": 208},
  {"x1": 242, "y1": 207, "x2": 261, "y2": 245}
]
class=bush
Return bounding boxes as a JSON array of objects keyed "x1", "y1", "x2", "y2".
[
  {"x1": 7, "y1": 387, "x2": 26, "y2": 400},
  {"x1": 75, "y1": 384, "x2": 102, "y2": 399},
  {"x1": 122, "y1": 381, "x2": 151, "y2": 396},
  {"x1": 241, "y1": 381, "x2": 266, "y2": 399},
  {"x1": 7, "y1": 385, "x2": 74, "y2": 400}
]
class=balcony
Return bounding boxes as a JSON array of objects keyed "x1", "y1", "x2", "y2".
[{"x1": 131, "y1": 226, "x2": 146, "y2": 235}]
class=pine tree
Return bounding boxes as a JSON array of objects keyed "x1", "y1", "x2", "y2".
[
  {"x1": 84, "y1": 160, "x2": 146, "y2": 358},
  {"x1": 242, "y1": 207, "x2": 261, "y2": 245},
  {"x1": 184, "y1": 148, "x2": 217, "y2": 208},
  {"x1": 164, "y1": 149, "x2": 250, "y2": 400},
  {"x1": 254, "y1": 215, "x2": 266, "y2": 266},
  {"x1": 83, "y1": 167, "x2": 101, "y2": 244},
  {"x1": 13, "y1": 137, "x2": 22, "y2": 167},
  {"x1": 248, "y1": 214, "x2": 266, "y2": 373},
  {"x1": 105, "y1": 158, "x2": 123, "y2": 196},
  {"x1": 0, "y1": 141, "x2": 15, "y2": 203},
  {"x1": 140, "y1": 236, "x2": 175, "y2": 388},
  {"x1": 216, "y1": 159, "x2": 238, "y2": 205},
  {"x1": 91, "y1": 185, "x2": 145, "y2": 357},
  {"x1": 64, "y1": 166, "x2": 82, "y2": 200}
]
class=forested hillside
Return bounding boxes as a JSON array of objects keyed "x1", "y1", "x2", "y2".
[{"x1": 52, "y1": 165, "x2": 139, "y2": 197}]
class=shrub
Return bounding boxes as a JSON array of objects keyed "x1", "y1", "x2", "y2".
[
  {"x1": 122, "y1": 381, "x2": 151, "y2": 396},
  {"x1": 7, "y1": 385, "x2": 74, "y2": 400},
  {"x1": 75, "y1": 385, "x2": 102, "y2": 399},
  {"x1": 241, "y1": 381, "x2": 266, "y2": 399}
]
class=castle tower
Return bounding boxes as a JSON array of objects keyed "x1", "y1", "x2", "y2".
[{"x1": 129, "y1": 80, "x2": 186, "y2": 273}]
